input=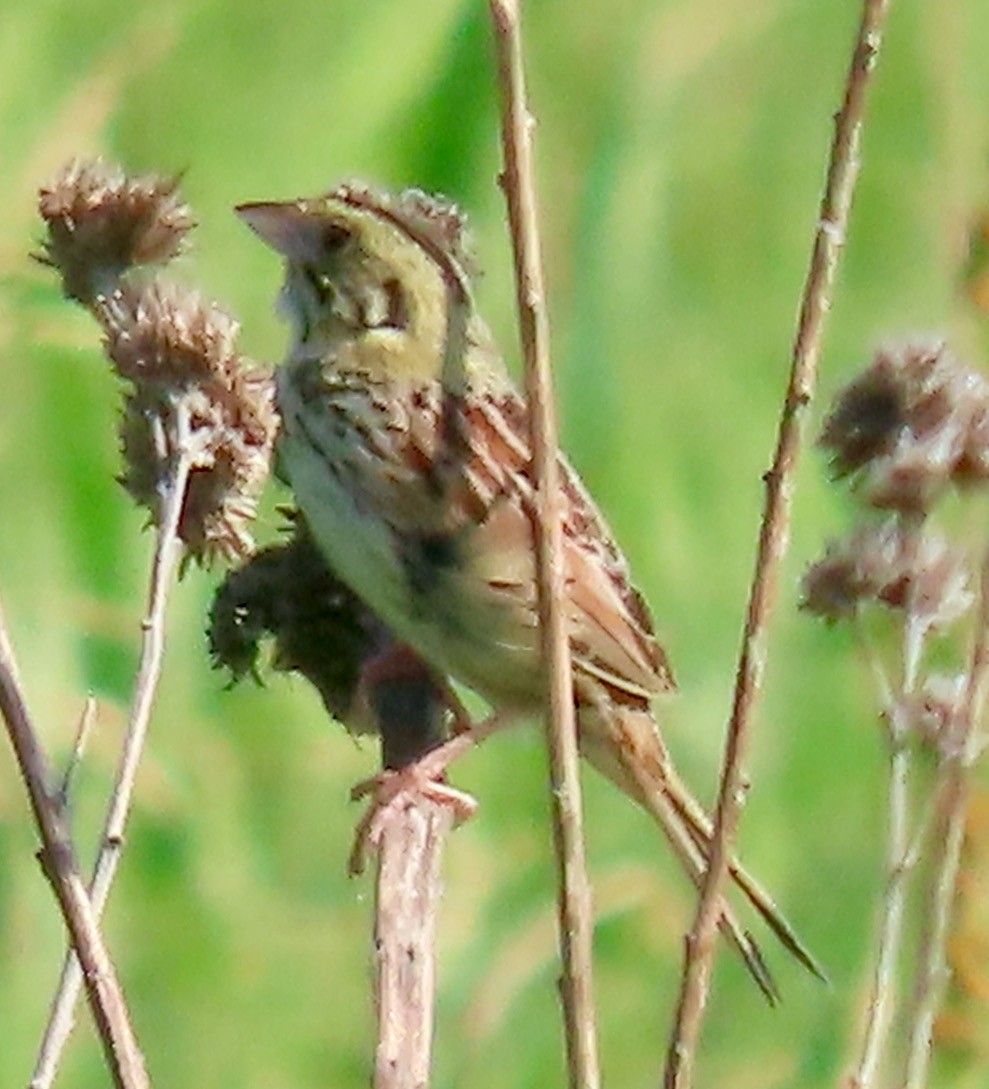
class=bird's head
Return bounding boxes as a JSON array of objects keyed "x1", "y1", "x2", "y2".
[{"x1": 236, "y1": 183, "x2": 476, "y2": 381}]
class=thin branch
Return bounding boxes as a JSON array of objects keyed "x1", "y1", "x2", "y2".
[
  {"x1": 32, "y1": 401, "x2": 192, "y2": 1089},
  {"x1": 352, "y1": 647, "x2": 466, "y2": 1087},
  {"x1": 842, "y1": 511, "x2": 940, "y2": 1089},
  {"x1": 898, "y1": 549, "x2": 989, "y2": 1089},
  {"x1": 372, "y1": 797, "x2": 455, "y2": 1089},
  {"x1": 848, "y1": 742, "x2": 912, "y2": 1089},
  {"x1": 55, "y1": 695, "x2": 97, "y2": 807},
  {"x1": 0, "y1": 604, "x2": 150, "y2": 1089},
  {"x1": 855, "y1": 744, "x2": 913, "y2": 1089},
  {"x1": 841, "y1": 603, "x2": 922, "y2": 1089},
  {"x1": 489, "y1": 2, "x2": 600, "y2": 1087},
  {"x1": 663, "y1": 3, "x2": 895, "y2": 1086}
]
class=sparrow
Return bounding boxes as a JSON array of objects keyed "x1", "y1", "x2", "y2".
[{"x1": 236, "y1": 182, "x2": 821, "y2": 998}]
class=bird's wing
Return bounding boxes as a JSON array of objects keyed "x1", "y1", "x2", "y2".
[{"x1": 347, "y1": 370, "x2": 676, "y2": 703}]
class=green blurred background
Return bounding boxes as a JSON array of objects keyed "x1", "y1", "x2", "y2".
[{"x1": 3, "y1": 1, "x2": 989, "y2": 1086}]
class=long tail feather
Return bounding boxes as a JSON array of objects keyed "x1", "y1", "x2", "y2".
[
  {"x1": 657, "y1": 767, "x2": 827, "y2": 982},
  {"x1": 580, "y1": 703, "x2": 824, "y2": 996},
  {"x1": 579, "y1": 717, "x2": 780, "y2": 1002},
  {"x1": 621, "y1": 755, "x2": 782, "y2": 1003}
]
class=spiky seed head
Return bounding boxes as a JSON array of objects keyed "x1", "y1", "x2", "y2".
[
  {"x1": 38, "y1": 158, "x2": 195, "y2": 304},
  {"x1": 108, "y1": 284, "x2": 279, "y2": 562},
  {"x1": 820, "y1": 340, "x2": 989, "y2": 512},
  {"x1": 801, "y1": 520, "x2": 973, "y2": 630}
]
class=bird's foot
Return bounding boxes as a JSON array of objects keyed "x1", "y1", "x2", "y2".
[
  {"x1": 347, "y1": 710, "x2": 515, "y2": 874},
  {"x1": 348, "y1": 765, "x2": 477, "y2": 875}
]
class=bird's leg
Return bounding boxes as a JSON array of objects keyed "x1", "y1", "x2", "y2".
[
  {"x1": 351, "y1": 708, "x2": 514, "y2": 802},
  {"x1": 354, "y1": 642, "x2": 475, "y2": 741},
  {"x1": 348, "y1": 709, "x2": 516, "y2": 875}
]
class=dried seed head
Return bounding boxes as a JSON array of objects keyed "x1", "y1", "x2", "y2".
[
  {"x1": 907, "y1": 532, "x2": 976, "y2": 632},
  {"x1": 864, "y1": 434, "x2": 957, "y2": 513},
  {"x1": 957, "y1": 403, "x2": 989, "y2": 482},
  {"x1": 37, "y1": 159, "x2": 276, "y2": 563},
  {"x1": 104, "y1": 282, "x2": 239, "y2": 386},
  {"x1": 801, "y1": 521, "x2": 974, "y2": 629},
  {"x1": 820, "y1": 340, "x2": 989, "y2": 512},
  {"x1": 901, "y1": 673, "x2": 968, "y2": 755},
  {"x1": 801, "y1": 521, "x2": 904, "y2": 622},
  {"x1": 208, "y1": 515, "x2": 377, "y2": 724},
  {"x1": 111, "y1": 285, "x2": 278, "y2": 562},
  {"x1": 38, "y1": 159, "x2": 195, "y2": 304},
  {"x1": 209, "y1": 515, "x2": 451, "y2": 765}
]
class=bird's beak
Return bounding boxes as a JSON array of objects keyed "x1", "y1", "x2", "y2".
[{"x1": 235, "y1": 201, "x2": 320, "y2": 261}]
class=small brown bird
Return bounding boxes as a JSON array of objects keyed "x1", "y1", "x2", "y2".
[{"x1": 237, "y1": 182, "x2": 820, "y2": 998}]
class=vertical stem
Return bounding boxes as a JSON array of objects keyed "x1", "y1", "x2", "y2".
[
  {"x1": 847, "y1": 520, "x2": 924, "y2": 1089},
  {"x1": 849, "y1": 725, "x2": 913, "y2": 1089},
  {"x1": 359, "y1": 641, "x2": 459, "y2": 1088},
  {"x1": 899, "y1": 550, "x2": 989, "y2": 1089},
  {"x1": 489, "y1": 2, "x2": 600, "y2": 1086},
  {"x1": 32, "y1": 403, "x2": 192, "y2": 1089},
  {"x1": 372, "y1": 798, "x2": 454, "y2": 1089},
  {"x1": 663, "y1": 3, "x2": 894, "y2": 1087},
  {"x1": 0, "y1": 606, "x2": 150, "y2": 1089}
]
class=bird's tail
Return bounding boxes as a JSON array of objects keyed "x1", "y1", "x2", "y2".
[{"x1": 579, "y1": 704, "x2": 825, "y2": 1003}]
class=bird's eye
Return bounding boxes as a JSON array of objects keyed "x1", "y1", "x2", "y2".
[{"x1": 320, "y1": 223, "x2": 351, "y2": 254}]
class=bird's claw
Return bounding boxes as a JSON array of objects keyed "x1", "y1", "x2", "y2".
[{"x1": 348, "y1": 767, "x2": 478, "y2": 875}]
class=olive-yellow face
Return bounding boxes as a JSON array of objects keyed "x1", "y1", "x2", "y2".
[{"x1": 237, "y1": 196, "x2": 445, "y2": 375}]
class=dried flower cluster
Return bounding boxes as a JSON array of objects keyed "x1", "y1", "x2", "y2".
[
  {"x1": 902, "y1": 674, "x2": 968, "y2": 756},
  {"x1": 208, "y1": 513, "x2": 380, "y2": 724},
  {"x1": 38, "y1": 159, "x2": 277, "y2": 561},
  {"x1": 802, "y1": 521, "x2": 973, "y2": 630},
  {"x1": 802, "y1": 338, "x2": 989, "y2": 754},
  {"x1": 106, "y1": 285, "x2": 277, "y2": 560},
  {"x1": 38, "y1": 160, "x2": 195, "y2": 305},
  {"x1": 805, "y1": 336, "x2": 989, "y2": 1089},
  {"x1": 820, "y1": 339, "x2": 989, "y2": 511},
  {"x1": 208, "y1": 513, "x2": 448, "y2": 766}
]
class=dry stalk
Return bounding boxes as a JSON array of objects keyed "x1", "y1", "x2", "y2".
[
  {"x1": 55, "y1": 696, "x2": 97, "y2": 807},
  {"x1": 803, "y1": 338, "x2": 989, "y2": 1087},
  {"x1": 31, "y1": 401, "x2": 193, "y2": 1089},
  {"x1": 489, "y1": 1, "x2": 600, "y2": 1086},
  {"x1": 848, "y1": 531, "x2": 927, "y2": 1089},
  {"x1": 31, "y1": 160, "x2": 274, "y2": 1087},
  {"x1": 351, "y1": 638, "x2": 466, "y2": 1087},
  {"x1": 372, "y1": 797, "x2": 455, "y2": 1089},
  {"x1": 898, "y1": 549, "x2": 989, "y2": 1089},
  {"x1": 0, "y1": 604, "x2": 150, "y2": 1089},
  {"x1": 663, "y1": 3, "x2": 895, "y2": 1086}
]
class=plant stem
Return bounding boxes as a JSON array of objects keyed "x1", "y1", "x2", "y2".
[
  {"x1": 848, "y1": 726, "x2": 914, "y2": 1089},
  {"x1": 847, "y1": 519, "x2": 927, "y2": 1089},
  {"x1": 31, "y1": 401, "x2": 191, "y2": 1089},
  {"x1": 372, "y1": 796, "x2": 454, "y2": 1089},
  {"x1": 0, "y1": 605, "x2": 150, "y2": 1089},
  {"x1": 663, "y1": 3, "x2": 894, "y2": 1087},
  {"x1": 489, "y1": 2, "x2": 600, "y2": 1086},
  {"x1": 898, "y1": 549, "x2": 989, "y2": 1089}
]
